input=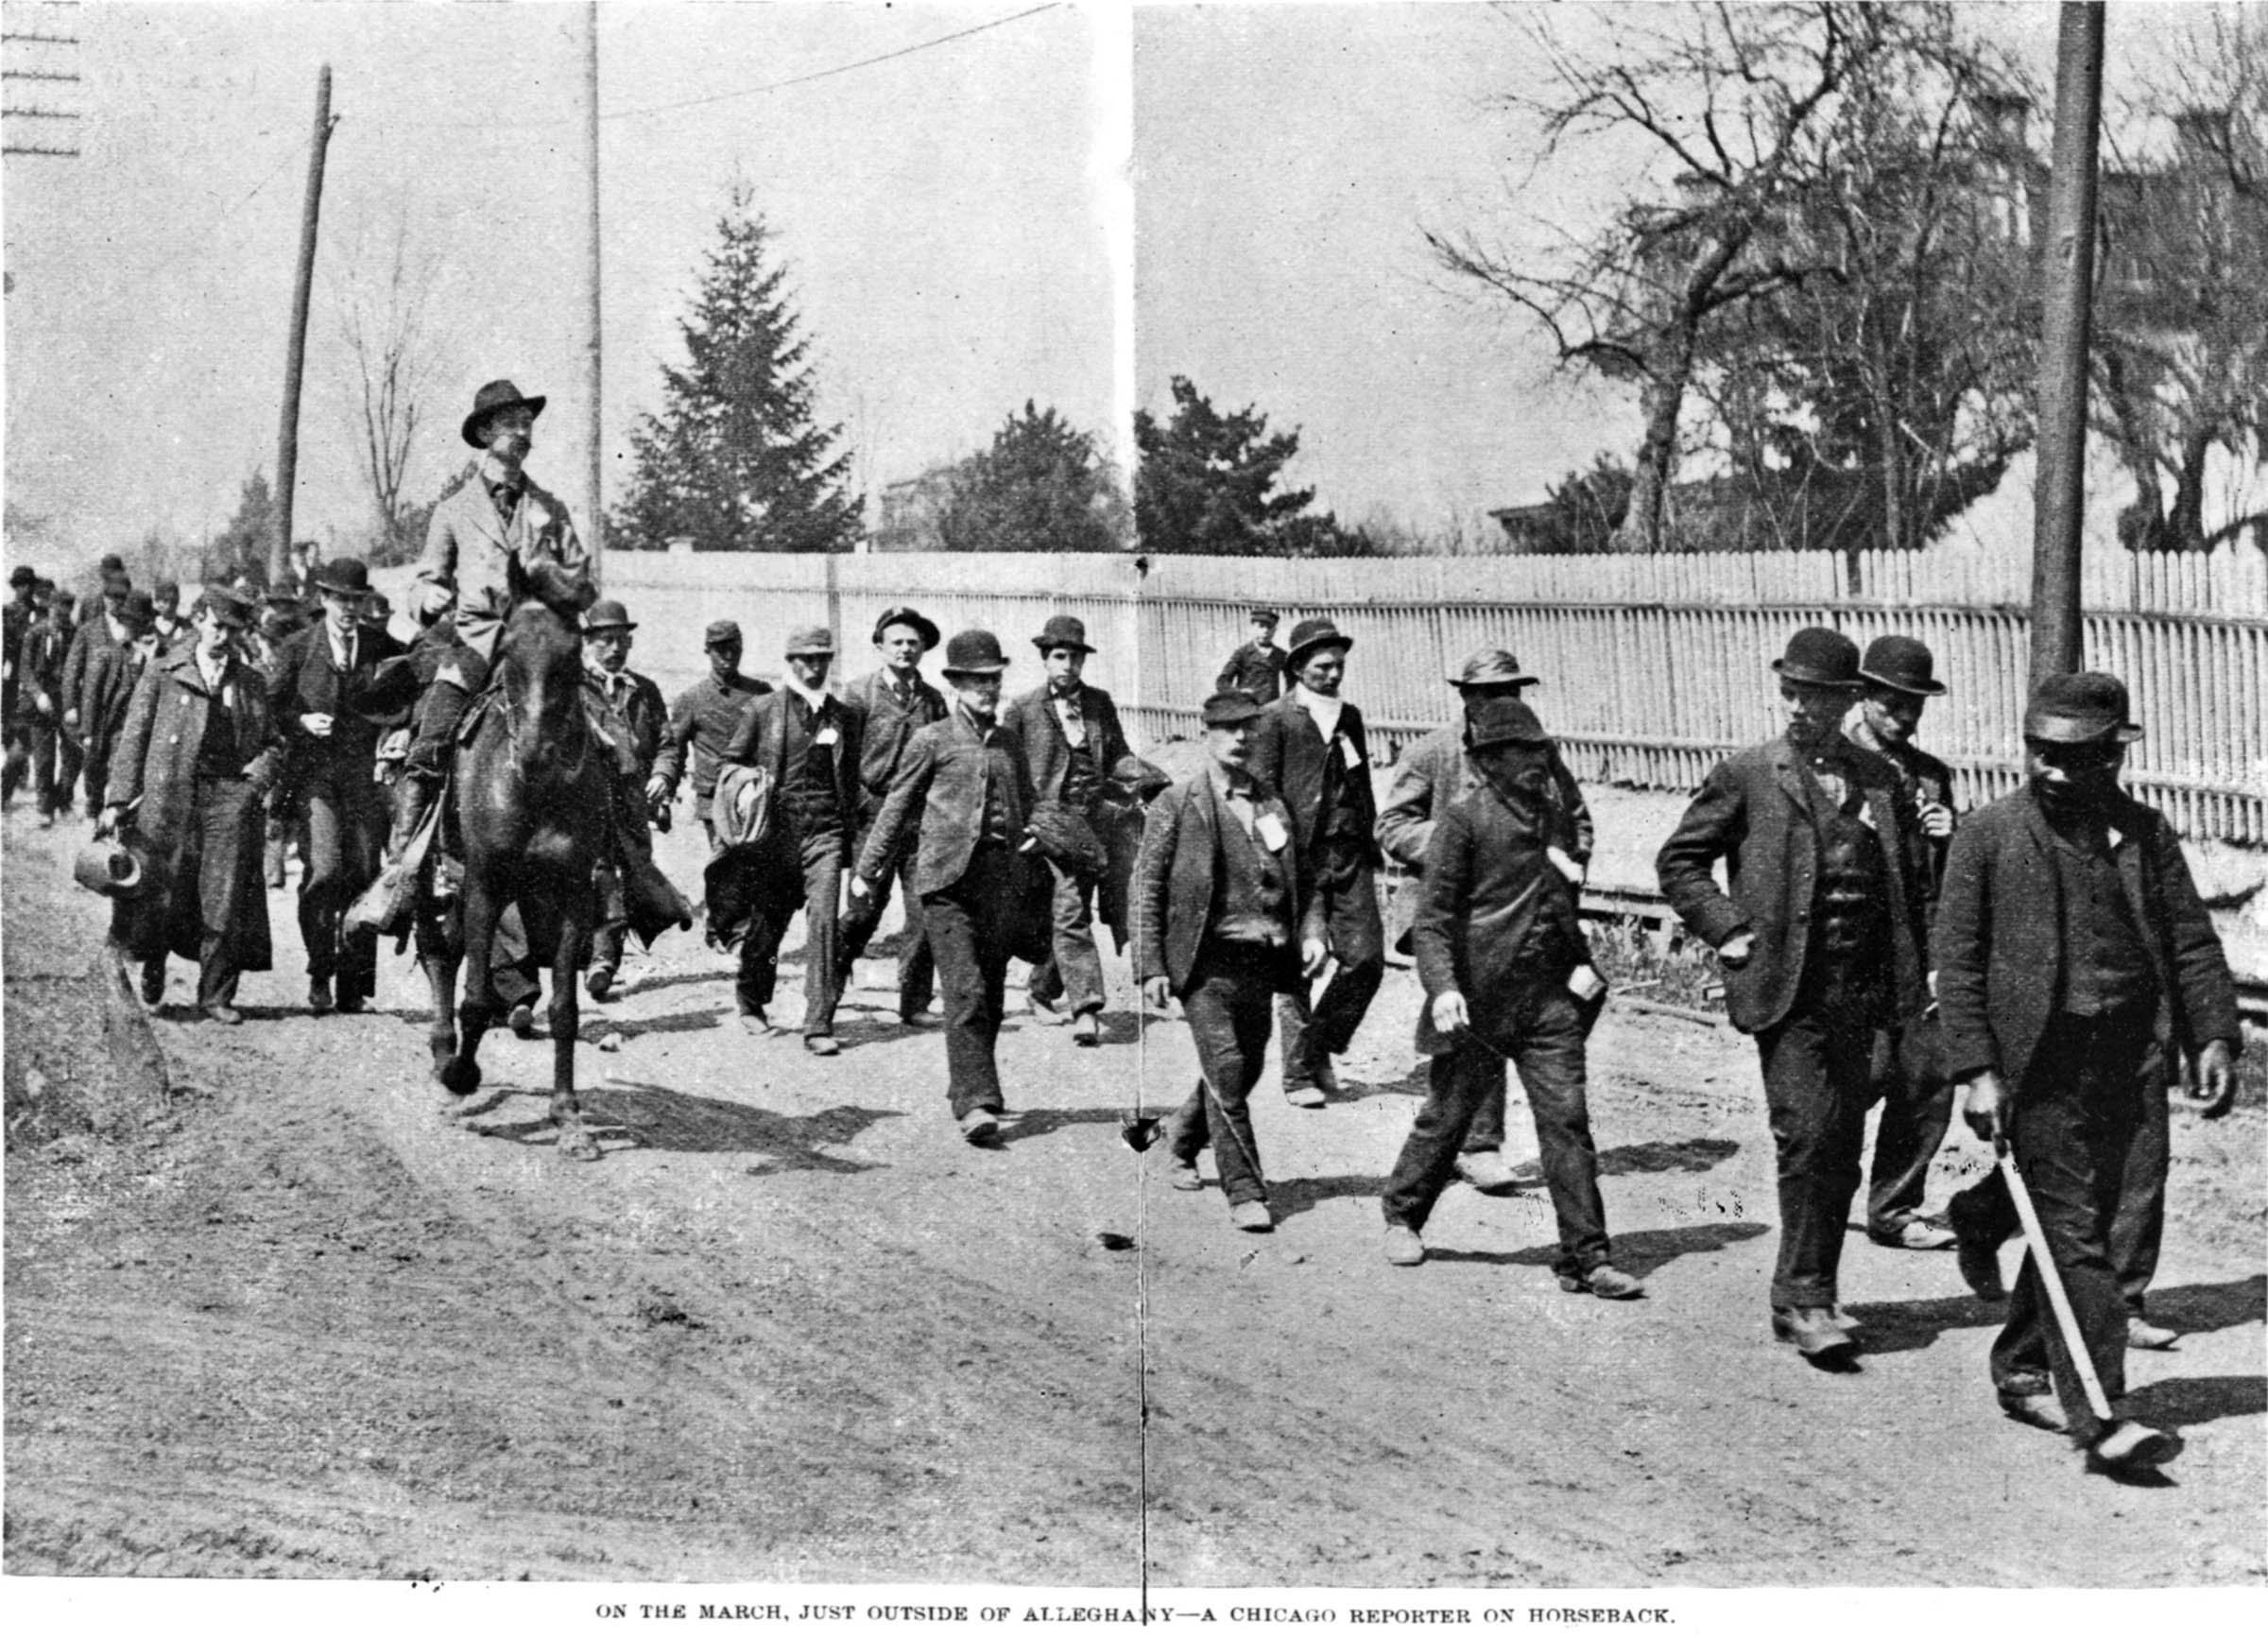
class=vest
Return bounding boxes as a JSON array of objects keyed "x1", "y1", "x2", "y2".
[
  {"x1": 2053, "y1": 831, "x2": 2156, "y2": 1017},
  {"x1": 782, "y1": 695, "x2": 843, "y2": 836},
  {"x1": 1211, "y1": 785, "x2": 1291, "y2": 946}
]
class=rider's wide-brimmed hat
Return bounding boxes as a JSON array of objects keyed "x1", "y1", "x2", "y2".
[{"x1": 460, "y1": 378, "x2": 547, "y2": 448}]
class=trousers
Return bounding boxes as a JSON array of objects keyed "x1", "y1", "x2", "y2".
[
  {"x1": 1988, "y1": 1006, "x2": 2160, "y2": 1442},
  {"x1": 839, "y1": 828, "x2": 936, "y2": 1021},
  {"x1": 1170, "y1": 942, "x2": 1281, "y2": 1206},
  {"x1": 922, "y1": 843, "x2": 1016, "y2": 1118},
  {"x1": 1753, "y1": 989, "x2": 1880, "y2": 1310},
  {"x1": 297, "y1": 765, "x2": 386, "y2": 1001},
  {"x1": 1027, "y1": 858, "x2": 1106, "y2": 1017},
  {"x1": 1383, "y1": 986, "x2": 1607, "y2": 1277},
  {"x1": 1864, "y1": 1014, "x2": 1955, "y2": 1233},
  {"x1": 737, "y1": 821, "x2": 845, "y2": 1037},
  {"x1": 1278, "y1": 863, "x2": 1384, "y2": 1087}
]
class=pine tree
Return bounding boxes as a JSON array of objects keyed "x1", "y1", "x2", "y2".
[
  {"x1": 203, "y1": 471, "x2": 277, "y2": 583},
  {"x1": 936, "y1": 402, "x2": 1128, "y2": 553},
  {"x1": 1133, "y1": 376, "x2": 1315, "y2": 556},
  {"x1": 610, "y1": 188, "x2": 862, "y2": 553}
]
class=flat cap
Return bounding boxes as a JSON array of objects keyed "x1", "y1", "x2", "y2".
[
  {"x1": 704, "y1": 618, "x2": 743, "y2": 647},
  {"x1": 783, "y1": 624, "x2": 836, "y2": 657},
  {"x1": 1201, "y1": 689, "x2": 1265, "y2": 727}
]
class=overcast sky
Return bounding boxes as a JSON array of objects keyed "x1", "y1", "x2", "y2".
[{"x1": 3, "y1": 2, "x2": 2248, "y2": 573}]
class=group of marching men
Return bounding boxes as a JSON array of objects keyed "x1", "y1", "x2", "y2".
[{"x1": 30, "y1": 379, "x2": 2244, "y2": 1478}]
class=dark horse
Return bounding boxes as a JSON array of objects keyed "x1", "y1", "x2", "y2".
[{"x1": 423, "y1": 596, "x2": 610, "y2": 1160}]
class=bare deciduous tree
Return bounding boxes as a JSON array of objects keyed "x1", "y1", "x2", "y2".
[{"x1": 332, "y1": 211, "x2": 448, "y2": 563}]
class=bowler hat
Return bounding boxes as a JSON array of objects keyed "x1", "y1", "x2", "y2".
[
  {"x1": 1201, "y1": 689, "x2": 1265, "y2": 728},
  {"x1": 118, "y1": 590, "x2": 157, "y2": 629},
  {"x1": 1858, "y1": 634, "x2": 1945, "y2": 698},
  {"x1": 2025, "y1": 672, "x2": 2143, "y2": 745},
  {"x1": 10, "y1": 565, "x2": 35, "y2": 588},
  {"x1": 1284, "y1": 615, "x2": 1352, "y2": 667},
  {"x1": 460, "y1": 378, "x2": 547, "y2": 448},
  {"x1": 939, "y1": 629, "x2": 1011, "y2": 675},
  {"x1": 1449, "y1": 645, "x2": 1539, "y2": 689},
  {"x1": 310, "y1": 557, "x2": 372, "y2": 597},
  {"x1": 872, "y1": 604, "x2": 940, "y2": 650},
  {"x1": 1771, "y1": 626, "x2": 1862, "y2": 689},
  {"x1": 1466, "y1": 698, "x2": 1549, "y2": 749},
  {"x1": 783, "y1": 624, "x2": 836, "y2": 657},
  {"x1": 581, "y1": 598, "x2": 638, "y2": 633},
  {"x1": 198, "y1": 586, "x2": 255, "y2": 629},
  {"x1": 704, "y1": 618, "x2": 744, "y2": 648},
  {"x1": 1033, "y1": 613, "x2": 1095, "y2": 654},
  {"x1": 98, "y1": 553, "x2": 125, "y2": 574}
]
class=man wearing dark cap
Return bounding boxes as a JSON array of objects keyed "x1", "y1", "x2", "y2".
[
  {"x1": 1005, "y1": 613, "x2": 1132, "y2": 1046},
  {"x1": 836, "y1": 606, "x2": 945, "y2": 1023},
  {"x1": 655, "y1": 618, "x2": 772, "y2": 852},
  {"x1": 1249, "y1": 616, "x2": 1386, "y2": 1106},
  {"x1": 578, "y1": 598, "x2": 671, "y2": 1001},
  {"x1": 1841, "y1": 634, "x2": 1964, "y2": 1252},
  {"x1": 853, "y1": 629, "x2": 1038, "y2": 1141},
  {"x1": 269, "y1": 558, "x2": 410, "y2": 1014},
  {"x1": 721, "y1": 626, "x2": 862, "y2": 1053},
  {"x1": 14, "y1": 578, "x2": 72, "y2": 825},
  {"x1": 1216, "y1": 608, "x2": 1288, "y2": 704},
  {"x1": 102, "y1": 587, "x2": 285, "y2": 1025},
  {"x1": 1382, "y1": 698, "x2": 1639, "y2": 1294},
  {"x1": 59, "y1": 569, "x2": 134, "y2": 816},
  {"x1": 2, "y1": 564, "x2": 38, "y2": 807},
  {"x1": 1378, "y1": 644, "x2": 1594, "y2": 1195},
  {"x1": 1936, "y1": 672, "x2": 2240, "y2": 1471},
  {"x1": 77, "y1": 589, "x2": 164, "y2": 822},
  {"x1": 1656, "y1": 627, "x2": 1932, "y2": 1362},
  {"x1": 1137, "y1": 689, "x2": 1329, "y2": 1233}
]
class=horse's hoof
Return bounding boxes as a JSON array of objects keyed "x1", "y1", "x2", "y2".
[
  {"x1": 557, "y1": 1127, "x2": 603, "y2": 1163},
  {"x1": 436, "y1": 1058, "x2": 483, "y2": 1096}
]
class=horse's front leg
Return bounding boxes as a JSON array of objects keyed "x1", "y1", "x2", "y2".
[
  {"x1": 442, "y1": 868, "x2": 499, "y2": 1100},
  {"x1": 542, "y1": 883, "x2": 599, "y2": 1162},
  {"x1": 415, "y1": 891, "x2": 462, "y2": 1090}
]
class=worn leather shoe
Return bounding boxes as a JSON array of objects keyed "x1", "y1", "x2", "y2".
[
  {"x1": 508, "y1": 1003, "x2": 539, "y2": 1039},
  {"x1": 1028, "y1": 994, "x2": 1066, "y2": 1026},
  {"x1": 201, "y1": 1003, "x2": 245, "y2": 1026},
  {"x1": 804, "y1": 1034, "x2": 840, "y2": 1058},
  {"x1": 1954, "y1": 1224, "x2": 2008, "y2": 1302},
  {"x1": 1229, "y1": 1199, "x2": 1273, "y2": 1233},
  {"x1": 1871, "y1": 1216, "x2": 1956, "y2": 1251},
  {"x1": 1166, "y1": 1157, "x2": 1203, "y2": 1192},
  {"x1": 585, "y1": 964, "x2": 615, "y2": 1002},
  {"x1": 306, "y1": 977, "x2": 335, "y2": 1015},
  {"x1": 1071, "y1": 1012, "x2": 1101, "y2": 1047},
  {"x1": 335, "y1": 989, "x2": 368, "y2": 1015},
  {"x1": 1772, "y1": 1305, "x2": 1856, "y2": 1359},
  {"x1": 1282, "y1": 1081, "x2": 1328, "y2": 1110},
  {"x1": 1453, "y1": 1150, "x2": 1520, "y2": 1195},
  {"x1": 2088, "y1": 1420, "x2": 2180, "y2": 1471},
  {"x1": 139, "y1": 963, "x2": 166, "y2": 1007},
  {"x1": 1383, "y1": 1224, "x2": 1426, "y2": 1267},
  {"x1": 2126, "y1": 1316, "x2": 2179, "y2": 1351},
  {"x1": 1561, "y1": 1263, "x2": 1646, "y2": 1300},
  {"x1": 958, "y1": 1107, "x2": 1001, "y2": 1145}
]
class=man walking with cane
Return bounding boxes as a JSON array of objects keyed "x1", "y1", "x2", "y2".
[{"x1": 1935, "y1": 672, "x2": 2240, "y2": 1472}]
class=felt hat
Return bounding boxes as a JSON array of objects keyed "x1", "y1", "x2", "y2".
[
  {"x1": 310, "y1": 557, "x2": 372, "y2": 597},
  {"x1": 117, "y1": 590, "x2": 157, "y2": 629},
  {"x1": 1449, "y1": 645, "x2": 1539, "y2": 689},
  {"x1": 783, "y1": 624, "x2": 836, "y2": 657},
  {"x1": 9, "y1": 565, "x2": 35, "y2": 588},
  {"x1": 872, "y1": 605, "x2": 940, "y2": 650},
  {"x1": 1201, "y1": 689, "x2": 1265, "y2": 727},
  {"x1": 199, "y1": 585, "x2": 255, "y2": 629},
  {"x1": 581, "y1": 598, "x2": 638, "y2": 633},
  {"x1": 460, "y1": 378, "x2": 547, "y2": 448},
  {"x1": 1771, "y1": 626, "x2": 1863, "y2": 689},
  {"x1": 1284, "y1": 615, "x2": 1352, "y2": 667},
  {"x1": 939, "y1": 629, "x2": 1011, "y2": 675},
  {"x1": 1033, "y1": 613, "x2": 1095, "y2": 654},
  {"x1": 704, "y1": 618, "x2": 743, "y2": 647},
  {"x1": 1858, "y1": 634, "x2": 1946, "y2": 697},
  {"x1": 1466, "y1": 698, "x2": 1550, "y2": 749},
  {"x1": 2025, "y1": 672, "x2": 2143, "y2": 745}
]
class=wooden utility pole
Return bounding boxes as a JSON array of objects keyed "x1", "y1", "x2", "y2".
[
  {"x1": 2029, "y1": 4, "x2": 2104, "y2": 684},
  {"x1": 581, "y1": 3, "x2": 606, "y2": 587},
  {"x1": 272, "y1": 64, "x2": 336, "y2": 587}
]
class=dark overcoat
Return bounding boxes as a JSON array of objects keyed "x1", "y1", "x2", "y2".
[
  {"x1": 78, "y1": 634, "x2": 166, "y2": 775},
  {"x1": 107, "y1": 648, "x2": 284, "y2": 970},
  {"x1": 267, "y1": 619, "x2": 411, "y2": 789},
  {"x1": 1131, "y1": 770, "x2": 1325, "y2": 997},
  {"x1": 720, "y1": 689, "x2": 863, "y2": 824},
  {"x1": 1654, "y1": 733, "x2": 1931, "y2": 1036},
  {"x1": 1933, "y1": 785, "x2": 2240, "y2": 1093}
]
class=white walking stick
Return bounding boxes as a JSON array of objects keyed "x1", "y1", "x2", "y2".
[{"x1": 1998, "y1": 1147, "x2": 2116, "y2": 1424}]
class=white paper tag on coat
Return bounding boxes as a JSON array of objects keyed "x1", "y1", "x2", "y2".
[
  {"x1": 1858, "y1": 804, "x2": 1878, "y2": 831},
  {"x1": 1338, "y1": 735, "x2": 1362, "y2": 770},
  {"x1": 1255, "y1": 812, "x2": 1288, "y2": 852},
  {"x1": 815, "y1": 725, "x2": 839, "y2": 747}
]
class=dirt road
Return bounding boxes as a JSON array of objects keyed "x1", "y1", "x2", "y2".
[{"x1": 6, "y1": 809, "x2": 2262, "y2": 1585}]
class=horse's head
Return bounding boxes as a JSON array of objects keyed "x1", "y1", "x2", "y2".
[{"x1": 495, "y1": 596, "x2": 583, "y2": 688}]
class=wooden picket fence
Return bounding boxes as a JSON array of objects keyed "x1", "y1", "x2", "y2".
[{"x1": 383, "y1": 538, "x2": 2268, "y2": 845}]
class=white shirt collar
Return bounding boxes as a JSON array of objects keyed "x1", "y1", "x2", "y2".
[
  {"x1": 784, "y1": 676, "x2": 830, "y2": 714},
  {"x1": 1293, "y1": 683, "x2": 1343, "y2": 738}
]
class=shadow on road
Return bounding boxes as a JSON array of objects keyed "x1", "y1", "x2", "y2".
[
  {"x1": 1269, "y1": 1173, "x2": 1393, "y2": 1219},
  {"x1": 2123, "y1": 1373, "x2": 2266, "y2": 1433},
  {"x1": 1850, "y1": 1273, "x2": 2267, "y2": 1359},
  {"x1": 2145, "y1": 1273, "x2": 2265, "y2": 1337},
  {"x1": 472, "y1": 1079, "x2": 899, "y2": 1173},
  {"x1": 1598, "y1": 1135, "x2": 1741, "y2": 1176},
  {"x1": 1427, "y1": 1218, "x2": 1769, "y2": 1278},
  {"x1": 994, "y1": 1107, "x2": 1130, "y2": 1147}
]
